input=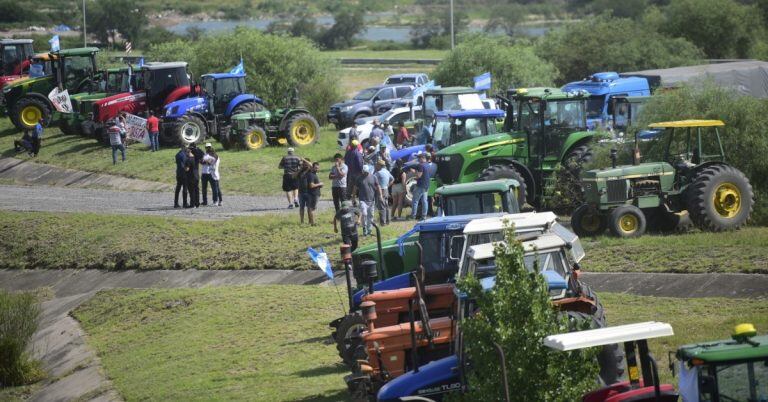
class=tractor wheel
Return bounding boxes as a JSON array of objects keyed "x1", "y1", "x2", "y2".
[
  {"x1": 81, "y1": 121, "x2": 98, "y2": 138},
  {"x1": 403, "y1": 169, "x2": 418, "y2": 207},
  {"x1": 578, "y1": 283, "x2": 625, "y2": 385},
  {"x1": 335, "y1": 314, "x2": 366, "y2": 367},
  {"x1": 686, "y1": 164, "x2": 754, "y2": 232},
  {"x1": 12, "y1": 97, "x2": 51, "y2": 131},
  {"x1": 59, "y1": 119, "x2": 78, "y2": 135},
  {"x1": 176, "y1": 115, "x2": 207, "y2": 146},
  {"x1": 608, "y1": 205, "x2": 646, "y2": 238},
  {"x1": 571, "y1": 204, "x2": 606, "y2": 237},
  {"x1": 553, "y1": 145, "x2": 594, "y2": 214},
  {"x1": 241, "y1": 125, "x2": 267, "y2": 150},
  {"x1": 285, "y1": 113, "x2": 319, "y2": 146},
  {"x1": 477, "y1": 164, "x2": 528, "y2": 207},
  {"x1": 218, "y1": 126, "x2": 232, "y2": 150},
  {"x1": 232, "y1": 101, "x2": 264, "y2": 115}
]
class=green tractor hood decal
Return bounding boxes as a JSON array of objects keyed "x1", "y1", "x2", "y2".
[
  {"x1": 583, "y1": 162, "x2": 674, "y2": 179},
  {"x1": 5, "y1": 75, "x2": 50, "y2": 92},
  {"x1": 231, "y1": 110, "x2": 271, "y2": 121},
  {"x1": 438, "y1": 133, "x2": 524, "y2": 155}
]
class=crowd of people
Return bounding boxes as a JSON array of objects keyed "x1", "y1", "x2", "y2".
[{"x1": 174, "y1": 142, "x2": 222, "y2": 208}]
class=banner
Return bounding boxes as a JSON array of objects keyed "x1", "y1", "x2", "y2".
[
  {"x1": 123, "y1": 113, "x2": 151, "y2": 146},
  {"x1": 474, "y1": 72, "x2": 491, "y2": 91},
  {"x1": 48, "y1": 87, "x2": 72, "y2": 113}
]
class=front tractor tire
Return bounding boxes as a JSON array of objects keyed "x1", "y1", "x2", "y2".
[
  {"x1": 232, "y1": 101, "x2": 264, "y2": 115},
  {"x1": 176, "y1": 115, "x2": 207, "y2": 146},
  {"x1": 12, "y1": 97, "x2": 52, "y2": 131},
  {"x1": 477, "y1": 164, "x2": 528, "y2": 207},
  {"x1": 571, "y1": 204, "x2": 606, "y2": 237},
  {"x1": 241, "y1": 125, "x2": 267, "y2": 150},
  {"x1": 608, "y1": 205, "x2": 646, "y2": 238},
  {"x1": 335, "y1": 314, "x2": 366, "y2": 367},
  {"x1": 686, "y1": 164, "x2": 754, "y2": 232},
  {"x1": 285, "y1": 113, "x2": 319, "y2": 146}
]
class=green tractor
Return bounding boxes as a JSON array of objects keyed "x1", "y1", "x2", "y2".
[
  {"x1": 2, "y1": 47, "x2": 99, "y2": 131},
  {"x1": 224, "y1": 107, "x2": 319, "y2": 150},
  {"x1": 432, "y1": 87, "x2": 597, "y2": 208},
  {"x1": 572, "y1": 120, "x2": 753, "y2": 238}
]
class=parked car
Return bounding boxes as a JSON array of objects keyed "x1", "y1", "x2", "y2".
[
  {"x1": 337, "y1": 106, "x2": 417, "y2": 148},
  {"x1": 383, "y1": 73, "x2": 429, "y2": 87},
  {"x1": 327, "y1": 84, "x2": 414, "y2": 129}
]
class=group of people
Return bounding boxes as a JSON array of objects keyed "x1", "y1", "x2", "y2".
[{"x1": 174, "y1": 142, "x2": 222, "y2": 208}]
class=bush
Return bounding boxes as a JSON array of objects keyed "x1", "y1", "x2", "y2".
[
  {"x1": 452, "y1": 224, "x2": 598, "y2": 401},
  {"x1": 434, "y1": 35, "x2": 559, "y2": 94},
  {"x1": 0, "y1": 290, "x2": 42, "y2": 387}
]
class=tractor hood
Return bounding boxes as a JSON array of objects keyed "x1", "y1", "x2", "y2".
[
  {"x1": 582, "y1": 162, "x2": 674, "y2": 180},
  {"x1": 437, "y1": 132, "x2": 525, "y2": 156},
  {"x1": 377, "y1": 354, "x2": 461, "y2": 401},
  {"x1": 164, "y1": 96, "x2": 206, "y2": 118},
  {"x1": 3, "y1": 75, "x2": 49, "y2": 93}
]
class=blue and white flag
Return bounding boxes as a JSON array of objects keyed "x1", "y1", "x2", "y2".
[
  {"x1": 49, "y1": 35, "x2": 60, "y2": 52},
  {"x1": 230, "y1": 59, "x2": 244, "y2": 75},
  {"x1": 307, "y1": 247, "x2": 334, "y2": 280},
  {"x1": 137, "y1": 57, "x2": 144, "y2": 67},
  {"x1": 474, "y1": 72, "x2": 491, "y2": 91}
]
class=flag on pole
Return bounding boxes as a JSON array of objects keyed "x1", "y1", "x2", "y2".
[
  {"x1": 49, "y1": 35, "x2": 60, "y2": 52},
  {"x1": 137, "y1": 57, "x2": 144, "y2": 67},
  {"x1": 307, "y1": 247, "x2": 334, "y2": 280},
  {"x1": 125, "y1": 41, "x2": 132, "y2": 54},
  {"x1": 474, "y1": 72, "x2": 491, "y2": 91},
  {"x1": 230, "y1": 59, "x2": 244, "y2": 75}
]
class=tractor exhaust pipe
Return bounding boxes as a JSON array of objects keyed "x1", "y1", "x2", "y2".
[
  {"x1": 340, "y1": 244, "x2": 354, "y2": 312},
  {"x1": 372, "y1": 222, "x2": 386, "y2": 279},
  {"x1": 610, "y1": 148, "x2": 618, "y2": 169}
]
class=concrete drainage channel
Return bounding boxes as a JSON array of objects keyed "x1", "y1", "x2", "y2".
[{"x1": 2, "y1": 268, "x2": 767, "y2": 401}]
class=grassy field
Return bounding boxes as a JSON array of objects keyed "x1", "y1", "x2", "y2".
[
  {"x1": 72, "y1": 286, "x2": 768, "y2": 401},
  {"x1": 0, "y1": 210, "x2": 765, "y2": 272},
  {"x1": 339, "y1": 65, "x2": 436, "y2": 97}
]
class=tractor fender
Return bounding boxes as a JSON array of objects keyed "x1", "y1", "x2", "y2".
[
  {"x1": 691, "y1": 160, "x2": 728, "y2": 174},
  {"x1": 278, "y1": 108, "x2": 312, "y2": 132},
  {"x1": 17, "y1": 93, "x2": 53, "y2": 111},
  {"x1": 164, "y1": 97, "x2": 207, "y2": 119},
  {"x1": 224, "y1": 94, "x2": 264, "y2": 117},
  {"x1": 559, "y1": 131, "x2": 595, "y2": 162},
  {"x1": 473, "y1": 157, "x2": 537, "y2": 199}
]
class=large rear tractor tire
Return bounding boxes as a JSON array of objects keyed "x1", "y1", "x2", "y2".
[
  {"x1": 59, "y1": 119, "x2": 79, "y2": 136},
  {"x1": 12, "y1": 97, "x2": 51, "y2": 131},
  {"x1": 218, "y1": 126, "x2": 232, "y2": 150},
  {"x1": 608, "y1": 205, "x2": 646, "y2": 238},
  {"x1": 232, "y1": 101, "x2": 264, "y2": 115},
  {"x1": 335, "y1": 314, "x2": 367, "y2": 367},
  {"x1": 285, "y1": 113, "x2": 319, "y2": 146},
  {"x1": 552, "y1": 144, "x2": 594, "y2": 214},
  {"x1": 571, "y1": 204, "x2": 606, "y2": 237},
  {"x1": 241, "y1": 125, "x2": 267, "y2": 150},
  {"x1": 686, "y1": 164, "x2": 754, "y2": 232},
  {"x1": 477, "y1": 164, "x2": 528, "y2": 207},
  {"x1": 176, "y1": 115, "x2": 207, "y2": 146}
]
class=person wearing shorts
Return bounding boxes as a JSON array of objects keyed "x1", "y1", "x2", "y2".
[
  {"x1": 390, "y1": 160, "x2": 407, "y2": 220},
  {"x1": 299, "y1": 161, "x2": 322, "y2": 225},
  {"x1": 279, "y1": 148, "x2": 301, "y2": 208}
]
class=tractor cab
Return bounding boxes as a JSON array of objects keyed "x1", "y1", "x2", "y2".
[
  {"x1": 430, "y1": 109, "x2": 505, "y2": 150},
  {"x1": 561, "y1": 72, "x2": 651, "y2": 130},
  {"x1": 640, "y1": 120, "x2": 726, "y2": 172},
  {"x1": 609, "y1": 95, "x2": 648, "y2": 134},
  {"x1": 142, "y1": 62, "x2": 190, "y2": 114},
  {"x1": 434, "y1": 179, "x2": 520, "y2": 217},
  {"x1": 28, "y1": 53, "x2": 56, "y2": 78},
  {"x1": 0, "y1": 39, "x2": 34, "y2": 77},
  {"x1": 200, "y1": 73, "x2": 248, "y2": 115},
  {"x1": 675, "y1": 323, "x2": 768, "y2": 402},
  {"x1": 51, "y1": 47, "x2": 100, "y2": 93},
  {"x1": 103, "y1": 67, "x2": 142, "y2": 94},
  {"x1": 421, "y1": 87, "x2": 485, "y2": 120}
]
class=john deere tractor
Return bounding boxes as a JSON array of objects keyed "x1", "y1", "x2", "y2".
[
  {"x1": 572, "y1": 120, "x2": 753, "y2": 238},
  {"x1": 432, "y1": 87, "x2": 597, "y2": 209},
  {"x1": 3, "y1": 47, "x2": 99, "y2": 130},
  {"x1": 224, "y1": 106, "x2": 319, "y2": 150}
]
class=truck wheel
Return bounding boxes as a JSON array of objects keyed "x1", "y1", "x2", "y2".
[
  {"x1": 686, "y1": 164, "x2": 753, "y2": 232},
  {"x1": 12, "y1": 97, "x2": 51, "y2": 131},
  {"x1": 285, "y1": 113, "x2": 319, "y2": 146},
  {"x1": 608, "y1": 205, "x2": 646, "y2": 238},
  {"x1": 335, "y1": 314, "x2": 366, "y2": 367},
  {"x1": 242, "y1": 125, "x2": 267, "y2": 150},
  {"x1": 232, "y1": 101, "x2": 264, "y2": 115},
  {"x1": 477, "y1": 164, "x2": 528, "y2": 207},
  {"x1": 571, "y1": 204, "x2": 606, "y2": 237},
  {"x1": 177, "y1": 115, "x2": 207, "y2": 146}
]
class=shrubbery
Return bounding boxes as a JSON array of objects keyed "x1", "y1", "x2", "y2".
[{"x1": 0, "y1": 290, "x2": 42, "y2": 387}]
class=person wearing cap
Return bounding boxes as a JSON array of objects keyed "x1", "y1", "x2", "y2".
[
  {"x1": 344, "y1": 139, "x2": 364, "y2": 201},
  {"x1": 329, "y1": 153, "x2": 348, "y2": 212},
  {"x1": 378, "y1": 142, "x2": 392, "y2": 170},
  {"x1": 355, "y1": 164, "x2": 377, "y2": 236},
  {"x1": 395, "y1": 121, "x2": 411, "y2": 148},
  {"x1": 201, "y1": 143, "x2": 222, "y2": 206},
  {"x1": 279, "y1": 147, "x2": 301, "y2": 209},
  {"x1": 333, "y1": 200, "x2": 361, "y2": 251},
  {"x1": 364, "y1": 145, "x2": 379, "y2": 169},
  {"x1": 374, "y1": 160, "x2": 394, "y2": 225}
]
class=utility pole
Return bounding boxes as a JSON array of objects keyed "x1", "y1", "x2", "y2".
[
  {"x1": 450, "y1": 0, "x2": 455, "y2": 50},
  {"x1": 83, "y1": 0, "x2": 87, "y2": 47}
]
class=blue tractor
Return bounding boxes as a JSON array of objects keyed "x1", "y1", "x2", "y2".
[
  {"x1": 163, "y1": 72, "x2": 264, "y2": 146},
  {"x1": 561, "y1": 72, "x2": 650, "y2": 131}
]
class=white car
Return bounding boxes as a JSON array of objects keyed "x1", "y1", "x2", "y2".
[{"x1": 337, "y1": 106, "x2": 419, "y2": 148}]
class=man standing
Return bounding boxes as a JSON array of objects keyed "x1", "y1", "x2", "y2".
[
  {"x1": 378, "y1": 142, "x2": 393, "y2": 170},
  {"x1": 369, "y1": 119, "x2": 384, "y2": 144},
  {"x1": 410, "y1": 153, "x2": 431, "y2": 220},
  {"x1": 174, "y1": 145, "x2": 188, "y2": 208},
  {"x1": 344, "y1": 140, "x2": 364, "y2": 201},
  {"x1": 200, "y1": 142, "x2": 215, "y2": 206},
  {"x1": 30, "y1": 118, "x2": 44, "y2": 157},
  {"x1": 278, "y1": 147, "x2": 301, "y2": 209},
  {"x1": 107, "y1": 121, "x2": 126, "y2": 165},
  {"x1": 356, "y1": 165, "x2": 377, "y2": 236},
  {"x1": 395, "y1": 121, "x2": 410, "y2": 148},
  {"x1": 329, "y1": 153, "x2": 348, "y2": 212},
  {"x1": 188, "y1": 143, "x2": 204, "y2": 207},
  {"x1": 333, "y1": 200, "x2": 361, "y2": 251},
  {"x1": 348, "y1": 122, "x2": 359, "y2": 143},
  {"x1": 374, "y1": 160, "x2": 394, "y2": 226},
  {"x1": 184, "y1": 148, "x2": 200, "y2": 208},
  {"x1": 425, "y1": 153, "x2": 438, "y2": 217},
  {"x1": 301, "y1": 162, "x2": 323, "y2": 226},
  {"x1": 146, "y1": 111, "x2": 160, "y2": 152}
]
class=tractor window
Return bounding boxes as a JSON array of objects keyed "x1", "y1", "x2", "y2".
[
  {"x1": 518, "y1": 101, "x2": 541, "y2": 131},
  {"x1": 432, "y1": 119, "x2": 451, "y2": 149},
  {"x1": 698, "y1": 128, "x2": 724, "y2": 163},
  {"x1": 201, "y1": 76, "x2": 214, "y2": 96},
  {"x1": 586, "y1": 95, "x2": 605, "y2": 119},
  {"x1": 545, "y1": 100, "x2": 586, "y2": 130},
  {"x1": 2, "y1": 45, "x2": 21, "y2": 75},
  {"x1": 105, "y1": 72, "x2": 128, "y2": 93},
  {"x1": 443, "y1": 192, "x2": 505, "y2": 215},
  {"x1": 62, "y1": 55, "x2": 96, "y2": 92},
  {"x1": 702, "y1": 361, "x2": 768, "y2": 402},
  {"x1": 454, "y1": 118, "x2": 485, "y2": 143},
  {"x1": 523, "y1": 250, "x2": 568, "y2": 278},
  {"x1": 144, "y1": 67, "x2": 190, "y2": 109},
  {"x1": 214, "y1": 77, "x2": 243, "y2": 111}
]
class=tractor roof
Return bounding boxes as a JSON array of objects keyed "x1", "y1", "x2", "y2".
[
  {"x1": 512, "y1": 87, "x2": 588, "y2": 100},
  {"x1": 463, "y1": 212, "x2": 558, "y2": 235},
  {"x1": 545, "y1": 322, "x2": 674, "y2": 351},
  {"x1": 142, "y1": 61, "x2": 187, "y2": 70},
  {"x1": 677, "y1": 333, "x2": 768, "y2": 364},
  {"x1": 202, "y1": 72, "x2": 245, "y2": 79},
  {"x1": 467, "y1": 233, "x2": 566, "y2": 261},
  {"x1": 434, "y1": 179, "x2": 519, "y2": 197},
  {"x1": 424, "y1": 86, "x2": 478, "y2": 95},
  {"x1": 433, "y1": 109, "x2": 505, "y2": 120},
  {"x1": 648, "y1": 119, "x2": 725, "y2": 128},
  {"x1": 561, "y1": 72, "x2": 650, "y2": 96},
  {"x1": 32, "y1": 52, "x2": 56, "y2": 61},
  {"x1": 0, "y1": 39, "x2": 33, "y2": 45},
  {"x1": 52, "y1": 47, "x2": 100, "y2": 56}
]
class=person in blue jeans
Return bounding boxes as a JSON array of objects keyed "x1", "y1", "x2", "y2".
[
  {"x1": 410, "y1": 153, "x2": 430, "y2": 220},
  {"x1": 107, "y1": 121, "x2": 126, "y2": 165}
]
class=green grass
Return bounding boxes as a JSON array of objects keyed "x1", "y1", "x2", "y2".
[
  {"x1": 340, "y1": 65, "x2": 435, "y2": 97},
  {"x1": 0, "y1": 211, "x2": 412, "y2": 270},
  {"x1": 73, "y1": 286, "x2": 768, "y2": 401}
]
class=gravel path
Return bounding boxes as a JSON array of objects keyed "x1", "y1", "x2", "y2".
[{"x1": 0, "y1": 184, "x2": 332, "y2": 218}]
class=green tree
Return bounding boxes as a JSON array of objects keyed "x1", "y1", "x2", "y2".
[
  {"x1": 484, "y1": 4, "x2": 526, "y2": 37},
  {"x1": 536, "y1": 15, "x2": 703, "y2": 83},
  {"x1": 318, "y1": 8, "x2": 366, "y2": 49},
  {"x1": 452, "y1": 224, "x2": 598, "y2": 401},
  {"x1": 434, "y1": 35, "x2": 559, "y2": 94},
  {"x1": 84, "y1": 0, "x2": 147, "y2": 47},
  {"x1": 410, "y1": 6, "x2": 469, "y2": 49}
]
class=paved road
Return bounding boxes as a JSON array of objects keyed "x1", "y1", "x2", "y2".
[{"x1": 0, "y1": 184, "x2": 332, "y2": 218}]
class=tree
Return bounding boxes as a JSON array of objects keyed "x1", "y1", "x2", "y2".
[
  {"x1": 452, "y1": 224, "x2": 598, "y2": 401},
  {"x1": 317, "y1": 8, "x2": 366, "y2": 49},
  {"x1": 536, "y1": 15, "x2": 703, "y2": 83},
  {"x1": 484, "y1": 4, "x2": 526, "y2": 37},
  {"x1": 434, "y1": 35, "x2": 559, "y2": 94},
  {"x1": 410, "y1": 6, "x2": 469, "y2": 49},
  {"x1": 85, "y1": 0, "x2": 147, "y2": 47}
]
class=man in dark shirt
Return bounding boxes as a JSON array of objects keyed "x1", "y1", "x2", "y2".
[
  {"x1": 174, "y1": 145, "x2": 188, "y2": 208},
  {"x1": 356, "y1": 165, "x2": 377, "y2": 236},
  {"x1": 299, "y1": 161, "x2": 323, "y2": 225},
  {"x1": 188, "y1": 143, "x2": 204, "y2": 208},
  {"x1": 184, "y1": 148, "x2": 200, "y2": 208},
  {"x1": 279, "y1": 148, "x2": 301, "y2": 209},
  {"x1": 333, "y1": 200, "x2": 361, "y2": 251},
  {"x1": 410, "y1": 153, "x2": 431, "y2": 220},
  {"x1": 344, "y1": 140, "x2": 364, "y2": 201}
]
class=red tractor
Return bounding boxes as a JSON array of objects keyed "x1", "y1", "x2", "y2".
[{"x1": 0, "y1": 39, "x2": 35, "y2": 92}]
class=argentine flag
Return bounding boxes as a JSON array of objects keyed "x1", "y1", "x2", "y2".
[
  {"x1": 230, "y1": 59, "x2": 245, "y2": 75},
  {"x1": 307, "y1": 247, "x2": 334, "y2": 280},
  {"x1": 49, "y1": 35, "x2": 60, "y2": 52},
  {"x1": 474, "y1": 72, "x2": 491, "y2": 91}
]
